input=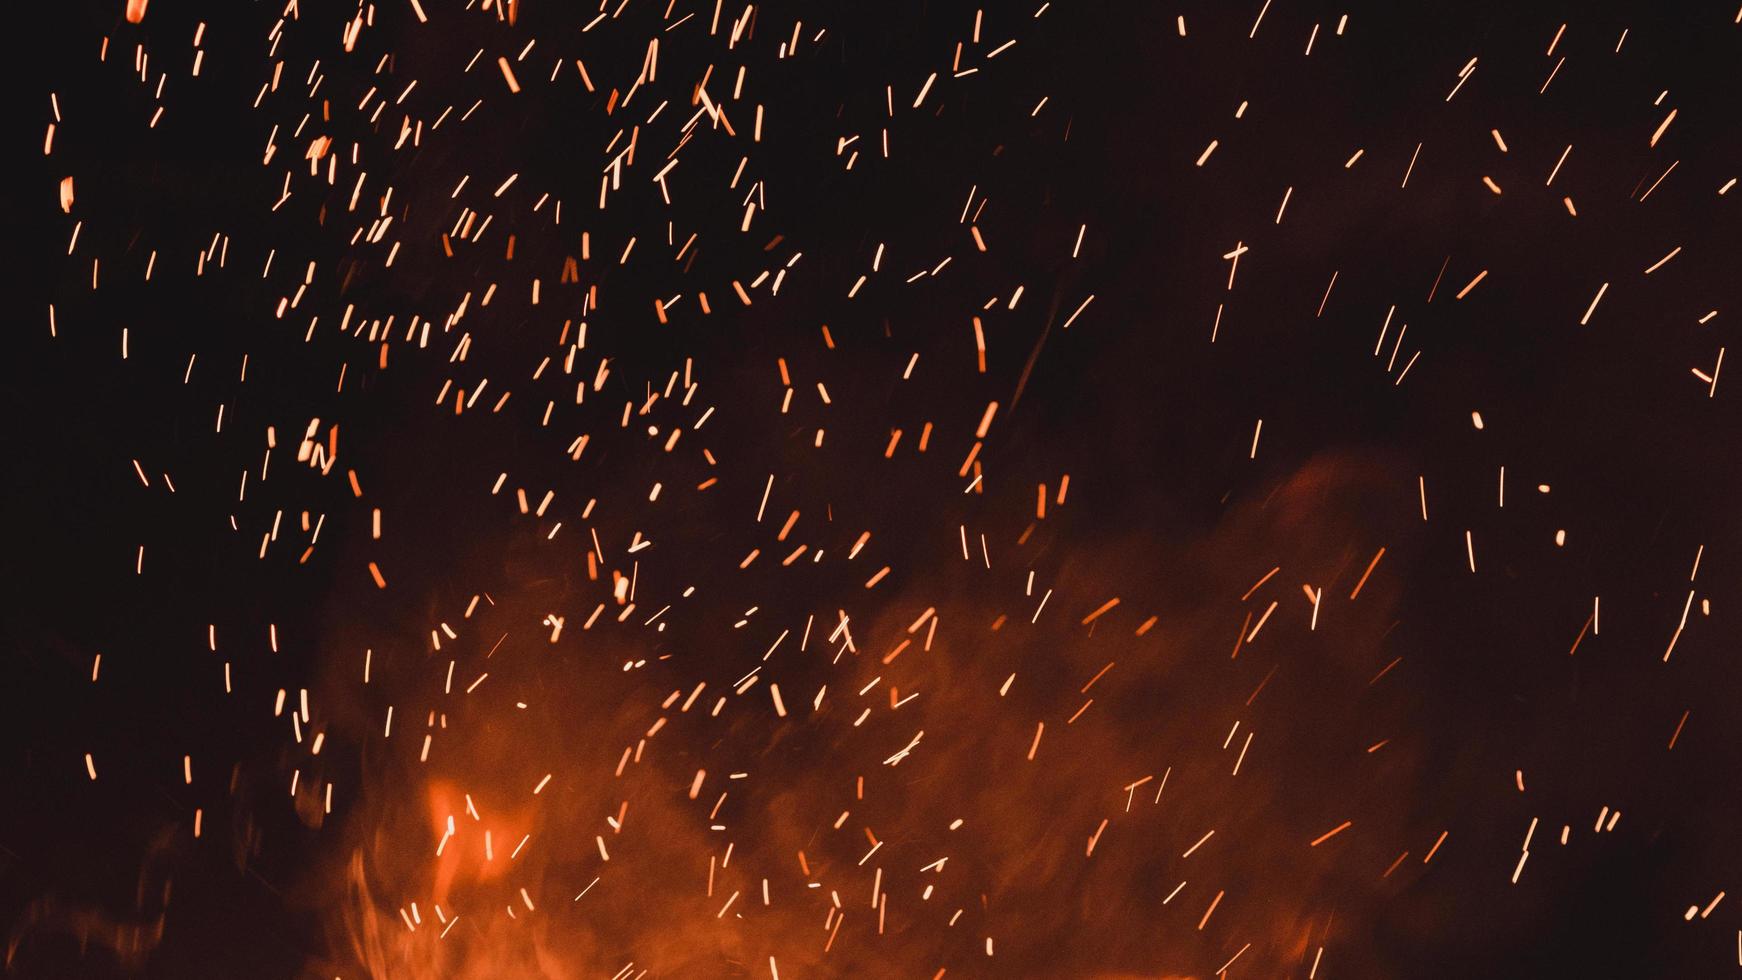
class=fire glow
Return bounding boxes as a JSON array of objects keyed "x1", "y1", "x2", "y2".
[{"x1": 15, "y1": 0, "x2": 1741, "y2": 977}]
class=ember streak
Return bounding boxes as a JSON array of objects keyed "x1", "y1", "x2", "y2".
[{"x1": 9, "y1": 0, "x2": 1742, "y2": 977}]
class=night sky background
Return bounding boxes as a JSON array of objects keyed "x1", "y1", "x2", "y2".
[{"x1": 8, "y1": 0, "x2": 1742, "y2": 977}]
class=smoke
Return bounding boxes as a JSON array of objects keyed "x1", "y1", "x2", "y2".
[
  {"x1": 284, "y1": 443, "x2": 1434, "y2": 978},
  {"x1": 5, "y1": 834, "x2": 171, "y2": 974},
  {"x1": 31, "y1": 0, "x2": 1737, "y2": 975}
]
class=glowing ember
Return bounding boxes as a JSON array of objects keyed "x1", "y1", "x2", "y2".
[{"x1": 13, "y1": 1, "x2": 1741, "y2": 977}]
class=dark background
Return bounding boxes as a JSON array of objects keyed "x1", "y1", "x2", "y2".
[{"x1": 8, "y1": 0, "x2": 1742, "y2": 976}]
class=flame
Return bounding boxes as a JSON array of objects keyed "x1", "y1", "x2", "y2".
[{"x1": 290, "y1": 455, "x2": 1425, "y2": 978}]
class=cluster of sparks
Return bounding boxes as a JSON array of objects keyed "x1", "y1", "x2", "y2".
[{"x1": 21, "y1": 0, "x2": 1742, "y2": 976}]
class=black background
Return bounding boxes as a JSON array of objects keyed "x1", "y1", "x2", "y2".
[{"x1": 8, "y1": 0, "x2": 1742, "y2": 976}]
